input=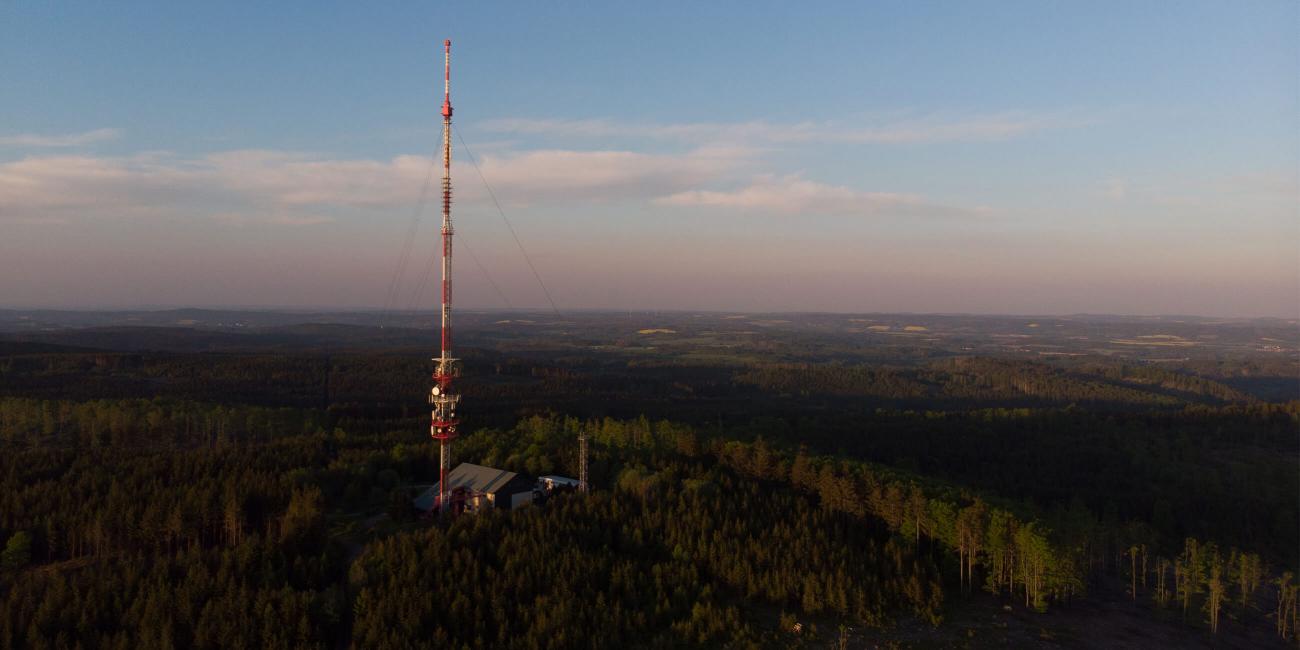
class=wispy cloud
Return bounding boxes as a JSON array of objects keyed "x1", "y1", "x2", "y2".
[
  {"x1": 471, "y1": 146, "x2": 750, "y2": 203},
  {"x1": 484, "y1": 111, "x2": 1086, "y2": 145},
  {"x1": 1097, "y1": 170, "x2": 1297, "y2": 212},
  {"x1": 0, "y1": 145, "x2": 754, "y2": 224},
  {"x1": 656, "y1": 174, "x2": 985, "y2": 218},
  {"x1": 0, "y1": 128, "x2": 121, "y2": 148},
  {"x1": 2, "y1": 142, "x2": 991, "y2": 225},
  {"x1": 0, "y1": 152, "x2": 413, "y2": 223}
]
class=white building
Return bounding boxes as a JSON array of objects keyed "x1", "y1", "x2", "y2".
[{"x1": 538, "y1": 475, "x2": 581, "y2": 492}]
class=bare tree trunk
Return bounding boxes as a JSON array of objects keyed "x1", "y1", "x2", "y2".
[{"x1": 1130, "y1": 546, "x2": 1137, "y2": 601}]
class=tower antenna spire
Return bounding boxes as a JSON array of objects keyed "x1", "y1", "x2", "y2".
[
  {"x1": 441, "y1": 39, "x2": 453, "y2": 119},
  {"x1": 431, "y1": 38, "x2": 459, "y2": 517}
]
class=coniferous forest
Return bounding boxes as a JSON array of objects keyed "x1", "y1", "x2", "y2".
[{"x1": 0, "y1": 309, "x2": 1296, "y2": 648}]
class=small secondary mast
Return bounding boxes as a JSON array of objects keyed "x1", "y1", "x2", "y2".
[{"x1": 430, "y1": 39, "x2": 459, "y2": 517}]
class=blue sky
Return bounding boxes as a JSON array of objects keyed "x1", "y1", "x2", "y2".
[{"x1": 2, "y1": 2, "x2": 1296, "y2": 316}]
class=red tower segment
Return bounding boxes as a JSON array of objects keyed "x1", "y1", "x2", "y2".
[{"x1": 430, "y1": 38, "x2": 460, "y2": 516}]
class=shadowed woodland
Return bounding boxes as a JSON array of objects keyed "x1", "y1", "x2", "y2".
[{"x1": 0, "y1": 312, "x2": 1296, "y2": 648}]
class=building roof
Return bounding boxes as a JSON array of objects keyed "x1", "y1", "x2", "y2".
[
  {"x1": 437, "y1": 463, "x2": 527, "y2": 495},
  {"x1": 413, "y1": 463, "x2": 534, "y2": 511}
]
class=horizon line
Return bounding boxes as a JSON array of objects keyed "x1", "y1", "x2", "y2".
[{"x1": 1, "y1": 305, "x2": 1295, "y2": 322}]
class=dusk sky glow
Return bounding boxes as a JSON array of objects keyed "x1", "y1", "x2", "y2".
[{"x1": 2, "y1": 2, "x2": 1296, "y2": 316}]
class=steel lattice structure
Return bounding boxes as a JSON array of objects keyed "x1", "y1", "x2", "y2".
[
  {"x1": 578, "y1": 430, "x2": 589, "y2": 494},
  {"x1": 430, "y1": 39, "x2": 460, "y2": 517}
]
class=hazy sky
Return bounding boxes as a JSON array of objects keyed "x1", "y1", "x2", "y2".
[{"x1": 2, "y1": 2, "x2": 1296, "y2": 316}]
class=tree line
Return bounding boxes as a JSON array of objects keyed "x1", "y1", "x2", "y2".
[{"x1": 708, "y1": 434, "x2": 1292, "y2": 640}]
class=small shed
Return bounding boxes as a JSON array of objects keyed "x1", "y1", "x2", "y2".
[{"x1": 414, "y1": 463, "x2": 536, "y2": 514}]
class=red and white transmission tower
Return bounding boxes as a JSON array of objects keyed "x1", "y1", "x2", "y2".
[{"x1": 430, "y1": 39, "x2": 460, "y2": 517}]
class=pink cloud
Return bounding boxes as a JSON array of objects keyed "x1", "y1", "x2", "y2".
[
  {"x1": 0, "y1": 128, "x2": 121, "y2": 148},
  {"x1": 656, "y1": 174, "x2": 984, "y2": 218}
]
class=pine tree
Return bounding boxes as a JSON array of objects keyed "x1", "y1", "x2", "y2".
[{"x1": 1, "y1": 532, "x2": 31, "y2": 572}]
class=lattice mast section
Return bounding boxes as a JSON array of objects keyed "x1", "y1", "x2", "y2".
[
  {"x1": 430, "y1": 39, "x2": 460, "y2": 517},
  {"x1": 578, "y1": 430, "x2": 589, "y2": 494}
]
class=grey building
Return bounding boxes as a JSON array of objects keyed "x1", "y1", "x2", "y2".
[{"x1": 413, "y1": 463, "x2": 536, "y2": 514}]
